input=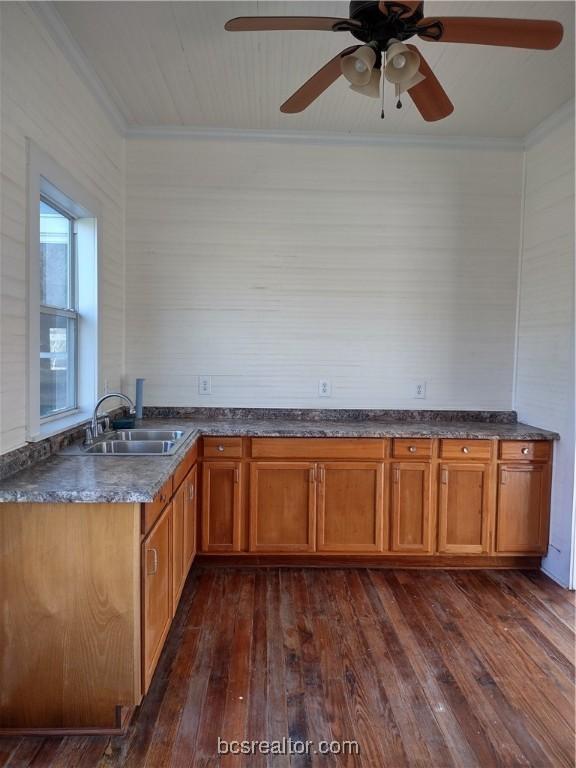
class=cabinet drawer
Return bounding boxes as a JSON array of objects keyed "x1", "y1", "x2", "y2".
[
  {"x1": 203, "y1": 437, "x2": 243, "y2": 458},
  {"x1": 173, "y1": 439, "x2": 198, "y2": 489},
  {"x1": 250, "y1": 438, "x2": 387, "y2": 460},
  {"x1": 142, "y1": 476, "x2": 174, "y2": 535},
  {"x1": 499, "y1": 441, "x2": 551, "y2": 462},
  {"x1": 440, "y1": 440, "x2": 493, "y2": 461},
  {"x1": 392, "y1": 438, "x2": 433, "y2": 459}
]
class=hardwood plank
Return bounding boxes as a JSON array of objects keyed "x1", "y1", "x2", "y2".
[
  {"x1": 0, "y1": 568, "x2": 573, "y2": 768},
  {"x1": 426, "y1": 571, "x2": 574, "y2": 767}
]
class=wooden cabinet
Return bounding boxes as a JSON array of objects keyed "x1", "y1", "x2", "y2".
[
  {"x1": 142, "y1": 501, "x2": 172, "y2": 693},
  {"x1": 202, "y1": 461, "x2": 242, "y2": 552},
  {"x1": 390, "y1": 462, "x2": 434, "y2": 553},
  {"x1": 496, "y1": 464, "x2": 550, "y2": 554},
  {"x1": 317, "y1": 462, "x2": 385, "y2": 552},
  {"x1": 438, "y1": 463, "x2": 491, "y2": 554},
  {"x1": 171, "y1": 482, "x2": 186, "y2": 613},
  {"x1": 250, "y1": 462, "x2": 316, "y2": 552},
  {"x1": 183, "y1": 464, "x2": 197, "y2": 571}
]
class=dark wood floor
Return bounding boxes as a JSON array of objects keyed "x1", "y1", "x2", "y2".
[{"x1": 1, "y1": 568, "x2": 574, "y2": 767}]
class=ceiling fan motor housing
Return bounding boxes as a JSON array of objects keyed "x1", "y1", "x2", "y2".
[{"x1": 347, "y1": 1, "x2": 426, "y2": 48}]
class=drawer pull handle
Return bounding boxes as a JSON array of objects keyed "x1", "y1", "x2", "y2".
[
  {"x1": 408, "y1": 446, "x2": 417, "y2": 454},
  {"x1": 147, "y1": 547, "x2": 159, "y2": 576},
  {"x1": 521, "y1": 447, "x2": 530, "y2": 455},
  {"x1": 189, "y1": 484, "x2": 195, "y2": 501},
  {"x1": 462, "y1": 447, "x2": 470, "y2": 454},
  {"x1": 217, "y1": 445, "x2": 225, "y2": 452},
  {"x1": 501, "y1": 470, "x2": 507, "y2": 485},
  {"x1": 234, "y1": 468, "x2": 240, "y2": 483}
]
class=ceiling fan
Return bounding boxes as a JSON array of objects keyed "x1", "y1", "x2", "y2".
[{"x1": 225, "y1": 1, "x2": 563, "y2": 122}]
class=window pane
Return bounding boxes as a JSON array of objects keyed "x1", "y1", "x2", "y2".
[
  {"x1": 40, "y1": 200, "x2": 72, "y2": 309},
  {"x1": 40, "y1": 313, "x2": 76, "y2": 417}
]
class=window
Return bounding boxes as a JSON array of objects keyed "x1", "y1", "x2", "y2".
[
  {"x1": 28, "y1": 141, "x2": 100, "y2": 440},
  {"x1": 40, "y1": 198, "x2": 78, "y2": 419}
]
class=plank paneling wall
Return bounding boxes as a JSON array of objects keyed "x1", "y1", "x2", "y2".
[
  {"x1": 0, "y1": 3, "x2": 125, "y2": 453},
  {"x1": 516, "y1": 113, "x2": 575, "y2": 586},
  {"x1": 125, "y1": 138, "x2": 522, "y2": 410}
]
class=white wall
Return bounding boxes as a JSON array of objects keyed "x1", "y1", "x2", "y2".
[
  {"x1": 0, "y1": 3, "x2": 125, "y2": 454},
  {"x1": 515, "y1": 110, "x2": 575, "y2": 587},
  {"x1": 125, "y1": 138, "x2": 522, "y2": 410}
]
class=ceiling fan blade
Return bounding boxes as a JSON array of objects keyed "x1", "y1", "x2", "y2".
[
  {"x1": 225, "y1": 16, "x2": 360, "y2": 32},
  {"x1": 378, "y1": 2, "x2": 422, "y2": 18},
  {"x1": 280, "y1": 47, "x2": 360, "y2": 113},
  {"x1": 405, "y1": 45, "x2": 453, "y2": 122},
  {"x1": 418, "y1": 17, "x2": 563, "y2": 49}
]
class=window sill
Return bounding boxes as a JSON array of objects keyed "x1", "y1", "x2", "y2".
[{"x1": 29, "y1": 410, "x2": 92, "y2": 442}]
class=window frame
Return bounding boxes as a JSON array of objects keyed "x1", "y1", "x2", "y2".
[
  {"x1": 39, "y1": 194, "x2": 80, "y2": 421},
  {"x1": 27, "y1": 141, "x2": 102, "y2": 441}
]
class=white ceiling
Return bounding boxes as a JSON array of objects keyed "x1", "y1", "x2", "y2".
[{"x1": 53, "y1": 1, "x2": 575, "y2": 138}]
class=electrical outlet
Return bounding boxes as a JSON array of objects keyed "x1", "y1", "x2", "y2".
[
  {"x1": 318, "y1": 379, "x2": 331, "y2": 398},
  {"x1": 413, "y1": 381, "x2": 427, "y2": 399},
  {"x1": 198, "y1": 375, "x2": 212, "y2": 395}
]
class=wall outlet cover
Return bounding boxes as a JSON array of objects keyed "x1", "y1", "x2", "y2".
[
  {"x1": 413, "y1": 381, "x2": 427, "y2": 399},
  {"x1": 198, "y1": 375, "x2": 212, "y2": 395},
  {"x1": 318, "y1": 379, "x2": 332, "y2": 398}
]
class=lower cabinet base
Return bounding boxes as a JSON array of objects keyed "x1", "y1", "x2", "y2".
[
  {"x1": 0, "y1": 706, "x2": 136, "y2": 737},
  {"x1": 196, "y1": 553, "x2": 542, "y2": 569}
]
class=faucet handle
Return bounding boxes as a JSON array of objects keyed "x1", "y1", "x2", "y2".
[
  {"x1": 102, "y1": 416, "x2": 111, "y2": 433},
  {"x1": 84, "y1": 426, "x2": 94, "y2": 445}
]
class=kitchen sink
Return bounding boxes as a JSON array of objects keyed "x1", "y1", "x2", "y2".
[
  {"x1": 111, "y1": 429, "x2": 185, "y2": 441},
  {"x1": 84, "y1": 440, "x2": 177, "y2": 455}
]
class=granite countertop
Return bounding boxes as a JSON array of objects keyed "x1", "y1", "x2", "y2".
[{"x1": 0, "y1": 416, "x2": 558, "y2": 504}]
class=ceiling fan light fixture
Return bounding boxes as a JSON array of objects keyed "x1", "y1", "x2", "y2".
[
  {"x1": 349, "y1": 67, "x2": 382, "y2": 98},
  {"x1": 341, "y1": 44, "x2": 377, "y2": 86},
  {"x1": 384, "y1": 40, "x2": 420, "y2": 83}
]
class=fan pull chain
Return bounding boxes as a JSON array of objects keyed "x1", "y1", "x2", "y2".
[
  {"x1": 380, "y1": 55, "x2": 386, "y2": 119},
  {"x1": 396, "y1": 83, "x2": 402, "y2": 109}
]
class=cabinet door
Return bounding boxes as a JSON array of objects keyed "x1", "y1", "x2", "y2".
[
  {"x1": 201, "y1": 461, "x2": 241, "y2": 552},
  {"x1": 142, "y1": 501, "x2": 172, "y2": 693},
  {"x1": 250, "y1": 462, "x2": 316, "y2": 552},
  {"x1": 390, "y1": 462, "x2": 433, "y2": 553},
  {"x1": 183, "y1": 464, "x2": 197, "y2": 571},
  {"x1": 438, "y1": 463, "x2": 490, "y2": 554},
  {"x1": 496, "y1": 464, "x2": 550, "y2": 554},
  {"x1": 317, "y1": 462, "x2": 385, "y2": 552},
  {"x1": 172, "y1": 483, "x2": 186, "y2": 612}
]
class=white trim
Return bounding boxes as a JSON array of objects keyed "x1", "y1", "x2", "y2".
[
  {"x1": 28, "y1": 1, "x2": 128, "y2": 134},
  {"x1": 126, "y1": 124, "x2": 524, "y2": 150},
  {"x1": 511, "y1": 149, "x2": 527, "y2": 412},
  {"x1": 524, "y1": 99, "x2": 575, "y2": 149},
  {"x1": 26, "y1": 141, "x2": 102, "y2": 442}
]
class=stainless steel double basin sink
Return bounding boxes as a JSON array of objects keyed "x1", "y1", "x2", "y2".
[{"x1": 84, "y1": 429, "x2": 186, "y2": 455}]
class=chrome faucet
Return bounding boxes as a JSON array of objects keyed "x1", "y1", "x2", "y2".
[{"x1": 86, "y1": 393, "x2": 136, "y2": 444}]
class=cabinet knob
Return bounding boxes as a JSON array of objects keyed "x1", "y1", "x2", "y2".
[
  {"x1": 521, "y1": 447, "x2": 529, "y2": 455},
  {"x1": 217, "y1": 445, "x2": 225, "y2": 452},
  {"x1": 408, "y1": 446, "x2": 417, "y2": 453},
  {"x1": 160, "y1": 493, "x2": 166, "y2": 503},
  {"x1": 462, "y1": 446, "x2": 470, "y2": 454}
]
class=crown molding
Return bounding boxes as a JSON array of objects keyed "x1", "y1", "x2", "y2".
[
  {"x1": 524, "y1": 99, "x2": 575, "y2": 149},
  {"x1": 126, "y1": 124, "x2": 524, "y2": 150},
  {"x1": 29, "y1": 1, "x2": 128, "y2": 135}
]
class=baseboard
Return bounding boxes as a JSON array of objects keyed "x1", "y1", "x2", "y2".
[{"x1": 196, "y1": 554, "x2": 542, "y2": 569}]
